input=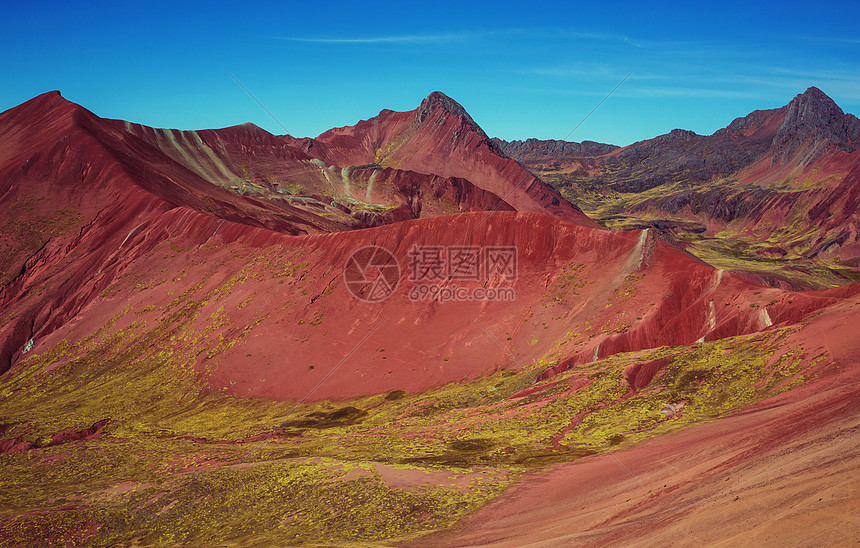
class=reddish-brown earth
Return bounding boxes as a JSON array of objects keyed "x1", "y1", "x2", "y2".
[{"x1": 0, "y1": 89, "x2": 858, "y2": 546}]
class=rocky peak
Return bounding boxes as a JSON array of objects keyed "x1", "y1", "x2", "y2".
[
  {"x1": 0, "y1": 90, "x2": 95, "y2": 140},
  {"x1": 418, "y1": 91, "x2": 469, "y2": 118},
  {"x1": 2, "y1": 90, "x2": 77, "y2": 119},
  {"x1": 773, "y1": 87, "x2": 859, "y2": 157},
  {"x1": 667, "y1": 128, "x2": 698, "y2": 141},
  {"x1": 415, "y1": 91, "x2": 489, "y2": 139},
  {"x1": 781, "y1": 87, "x2": 846, "y2": 134}
]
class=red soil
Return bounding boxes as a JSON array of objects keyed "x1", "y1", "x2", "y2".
[{"x1": 9, "y1": 204, "x2": 858, "y2": 402}]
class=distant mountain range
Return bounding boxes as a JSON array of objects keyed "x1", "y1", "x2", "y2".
[{"x1": 496, "y1": 87, "x2": 860, "y2": 289}]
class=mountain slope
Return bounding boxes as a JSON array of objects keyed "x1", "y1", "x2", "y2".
[
  {"x1": 117, "y1": 117, "x2": 517, "y2": 228},
  {"x1": 0, "y1": 91, "x2": 361, "y2": 373},
  {"x1": 0, "y1": 90, "x2": 564, "y2": 374},
  {"x1": 2, "y1": 92, "x2": 853, "y2": 395}
]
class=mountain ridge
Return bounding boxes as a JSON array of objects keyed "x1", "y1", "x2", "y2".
[{"x1": 307, "y1": 90, "x2": 598, "y2": 227}]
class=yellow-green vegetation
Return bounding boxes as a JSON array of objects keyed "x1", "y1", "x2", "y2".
[
  {"x1": 543, "y1": 262, "x2": 591, "y2": 306},
  {"x1": 668, "y1": 229, "x2": 860, "y2": 289},
  {"x1": 0, "y1": 236, "x2": 830, "y2": 544},
  {"x1": 554, "y1": 329, "x2": 817, "y2": 445},
  {"x1": 373, "y1": 124, "x2": 419, "y2": 167},
  {"x1": 0, "y1": 446, "x2": 507, "y2": 546},
  {"x1": 607, "y1": 272, "x2": 645, "y2": 307}
]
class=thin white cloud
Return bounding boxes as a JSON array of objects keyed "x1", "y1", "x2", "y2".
[
  {"x1": 273, "y1": 31, "x2": 487, "y2": 44},
  {"x1": 524, "y1": 50, "x2": 860, "y2": 101},
  {"x1": 521, "y1": 85, "x2": 764, "y2": 100},
  {"x1": 761, "y1": 66, "x2": 860, "y2": 82},
  {"x1": 699, "y1": 66, "x2": 860, "y2": 103},
  {"x1": 533, "y1": 28, "x2": 632, "y2": 43},
  {"x1": 273, "y1": 27, "x2": 644, "y2": 47}
]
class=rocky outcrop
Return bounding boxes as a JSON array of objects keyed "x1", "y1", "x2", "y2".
[{"x1": 491, "y1": 138, "x2": 619, "y2": 159}]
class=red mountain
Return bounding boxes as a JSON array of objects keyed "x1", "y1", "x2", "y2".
[
  {"x1": 1, "y1": 91, "x2": 849, "y2": 387},
  {"x1": 0, "y1": 91, "x2": 593, "y2": 375},
  {"x1": 304, "y1": 91, "x2": 597, "y2": 227}
]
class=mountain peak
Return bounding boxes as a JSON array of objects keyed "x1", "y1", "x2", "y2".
[
  {"x1": 786, "y1": 86, "x2": 843, "y2": 121},
  {"x1": 0, "y1": 90, "x2": 89, "y2": 132},
  {"x1": 415, "y1": 91, "x2": 488, "y2": 139},
  {"x1": 2, "y1": 90, "x2": 69, "y2": 114},
  {"x1": 774, "y1": 86, "x2": 859, "y2": 158},
  {"x1": 419, "y1": 91, "x2": 469, "y2": 118},
  {"x1": 24, "y1": 90, "x2": 76, "y2": 110},
  {"x1": 799, "y1": 85, "x2": 829, "y2": 100}
]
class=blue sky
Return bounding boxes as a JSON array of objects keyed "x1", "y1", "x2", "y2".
[{"x1": 3, "y1": 1, "x2": 859, "y2": 146}]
